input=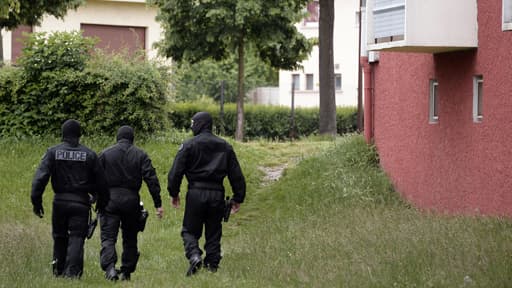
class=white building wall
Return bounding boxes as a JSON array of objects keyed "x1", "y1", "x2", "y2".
[
  {"x1": 279, "y1": 0, "x2": 360, "y2": 108},
  {"x1": 1, "y1": 0, "x2": 162, "y2": 62},
  {"x1": 2, "y1": 31, "x2": 12, "y2": 63}
]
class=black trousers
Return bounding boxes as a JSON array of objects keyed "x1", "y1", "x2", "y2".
[
  {"x1": 100, "y1": 196, "x2": 140, "y2": 274},
  {"x1": 52, "y1": 200, "x2": 89, "y2": 278},
  {"x1": 182, "y1": 188, "x2": 224, "y2": 267}
]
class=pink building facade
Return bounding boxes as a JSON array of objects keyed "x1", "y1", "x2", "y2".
[{"x1": 366, "y1": 1, "x2": 512, "y2": 215}]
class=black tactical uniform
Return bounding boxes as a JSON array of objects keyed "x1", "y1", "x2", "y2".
[
  {"x1": 98, "y1": 126, "x2": 162, "y2": 281},
  {"x1": 168, "y1": 112, "x2": 246, "y2": 276},
  {"x1": 31, "y1": 119, "x2": 104, "y2": 278}
]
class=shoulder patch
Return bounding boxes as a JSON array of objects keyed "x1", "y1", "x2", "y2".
[{"x1": 178, "y1": 144, "x2": 184, "y2": 151}]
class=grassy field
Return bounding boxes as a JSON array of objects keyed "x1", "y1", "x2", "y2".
[{"x1": 1, "y1": 133, "x2": 511, "y2": 287}]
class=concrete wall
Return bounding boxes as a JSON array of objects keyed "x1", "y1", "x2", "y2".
[
  {"x1": 248, "y1": 87, "x2": 280, "y2": 106},
  {"x1": 371, "y1": 0, "x2": 512, "y2": 215}
]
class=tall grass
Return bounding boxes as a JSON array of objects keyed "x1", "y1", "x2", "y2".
[{"x1": 1, "y1": 133, "x2": 511, "y2": 287}]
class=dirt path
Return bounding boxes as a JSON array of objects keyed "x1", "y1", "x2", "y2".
[{"x1": 259, "y1": 164, "x2": 287, "y2": 186}]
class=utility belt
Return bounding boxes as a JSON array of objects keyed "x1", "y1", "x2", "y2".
[
  {"x1": 54, "y1": 192, "x2": 90, "y2": 205},
  {"x1": 109, "y1": 187, "x2": 137, "y2": 196},
  {"x1": 188, "y1": 181, "x2": 224, "y2": 191}
]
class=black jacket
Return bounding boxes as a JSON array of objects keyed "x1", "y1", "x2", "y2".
[
  {"x1": 99, "y1": 139, "x2": 162, "y2": 209},
  {"x1": 31, "y1": 139, "x2": 103, "y2": 207},
  {"x1": 167, "y1": 131, "x2": 246, "y2": 203}
]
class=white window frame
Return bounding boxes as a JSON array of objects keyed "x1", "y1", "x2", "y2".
[
  {"x1": 473, "y1": 75, "x2": 483, "y2": 123},
  {"x1": 504, "y1": 0, "x2": 512, "y2": 30},
  {"x1": 292, "y1": 74, "x2": 300, "y2": 90},
  {"x1": 305, "y1": 74, "x2": 314, "y2": 90},
  {"x1": 429, "y1": 79, "x2": 439, "y2": 124},
  {"x1": 335, "y1": 74, "x2": 342, "y2": 91}
]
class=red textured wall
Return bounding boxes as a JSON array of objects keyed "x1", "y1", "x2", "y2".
[{"x1": 372, "y1": 0, "x2": 512, "y2": 215}]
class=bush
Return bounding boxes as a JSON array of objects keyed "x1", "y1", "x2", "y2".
[
  {"x1": 0, "y1": 31, "x2": 170, "y2": 136},
  {"x1": 18, "y1": 31, "x2": 95, "y2": 79},
  {"x1": 168, "y1": 102, "x2": 357, "y2": 140},
  {"x1": 79, "y1": 52, "x2": 170, "y2": 134}
]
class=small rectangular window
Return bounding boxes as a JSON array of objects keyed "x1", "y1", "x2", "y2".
[
  {"x1": 305, "y1": 74, "x2": 314, "y2": 90},
  {"x1": 473, "y1": 75, "x2": 483, "y2": 122},
  {"x1": 305, "y1": 0, "x2": 320, "y2": 23},
  {"x1": 292, "y1": 74, "x2": 300, "y2": 90},
  {"x1": 504, "y1": 0, "x2": 512, "y2": 30},
  {"x1": 429, "y1": 79, "x2": 439, "y2": 123},
  {"x1": 335, "y1": 74, "x2": 342, "y2": 91}
]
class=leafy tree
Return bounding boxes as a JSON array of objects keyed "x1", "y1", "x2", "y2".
[
  {"x1": 0, "y1": 1, "x2": 19, "y2": 19},
  {"x1": 150, "y1": 0, "x2": 312, "y2": 141},
  {"x1": 318, "y1": 0, "x2": 336, "y2": 136},
  {"x1": 0, "y1": 0, "x2": 84, "y2": 64}
]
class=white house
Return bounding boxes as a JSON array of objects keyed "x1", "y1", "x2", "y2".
[
  {"x1": 1, "y1": 0, "x2": 162, "y2": 64},
  {"x1": 278, "y1": 0, "x2": 361, "y2": 108}
]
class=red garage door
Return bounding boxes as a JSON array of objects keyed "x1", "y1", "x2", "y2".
[
  {"x1": 81, "y1": 23, "x2": 146, "y2": 56},
  {"x1": 11, "y1": 25, "x2": 33, "y2": 63}
]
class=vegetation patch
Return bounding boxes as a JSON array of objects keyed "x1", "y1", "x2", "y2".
[{"x1": 1, "y1": 133, "x2": 511, "y2": 287}]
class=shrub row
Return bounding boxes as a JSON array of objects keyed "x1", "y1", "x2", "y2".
[
  {"x1": 168, "y1": 102, "x2": 357, "y2": 140},
  {"x1": 0, "y1": 31, "x2": 170, "y2": 137}
]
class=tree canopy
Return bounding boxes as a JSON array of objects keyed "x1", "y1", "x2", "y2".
[
  {"x1": 0, "y1": 0, "x2": 84, "y2": 64},
  {"x1": 150, "y1": 0, "x2": 313, "y2": 140},
  {"x1": 0, "y1": 0, "x2": 83, "y2": 29}
]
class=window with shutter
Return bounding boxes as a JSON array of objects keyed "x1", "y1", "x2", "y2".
[
  {"x1": 504, "y1": 0, "x2": 512, "y2": 30},
  {"x1": 373, "y1": 0, "x2": 405, "y2": 42}
]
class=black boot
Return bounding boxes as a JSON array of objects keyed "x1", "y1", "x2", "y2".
[
  {"x1": 51, "y1": 259, "x2": 63, "y2": 277},
  {"x1": 119, "y1": 269, "x2": 131, "y2": 281},
  {"x1": 204, "y1": 262, "x2": 218, "y2": 273},
  {"x1": 105, "y1": 267, "x2": 118, "y2": 281},
  {"x1": 186, "y1": 254, "x2": 202, "y2": 276}
]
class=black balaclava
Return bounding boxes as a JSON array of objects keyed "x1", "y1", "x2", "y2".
[
  {"x1": 62, "y1": 119, "x2": 81, "y2": 145},
  {"x1": 116, "y1": 125, "x2": 134, "y2": 143},
  {"x1": 191, "y1": 111, "x2": 213, "y2": 136}
]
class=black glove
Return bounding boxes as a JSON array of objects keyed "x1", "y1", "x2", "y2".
[
  {"x1": 33, "y1": 205, "x2": 44, "y2": 218},
  {"x1": 89, "y1": 194, "x2": 96, "y2": 205}
]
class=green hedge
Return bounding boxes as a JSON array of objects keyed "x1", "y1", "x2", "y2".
[
  {"x1": 0, "y1": 31, "x2": 170, "y2": 137},
  {"x1": 168, "y1": 102, "x2": 357, "y2": 140}
]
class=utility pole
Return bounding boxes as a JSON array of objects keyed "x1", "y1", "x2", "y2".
[
  {"x1": 290, "y1": 81, "x2": 297, "y2": 140},
  {"x1": 219, "y1": 80, "x2": 225, "y2": 135}
]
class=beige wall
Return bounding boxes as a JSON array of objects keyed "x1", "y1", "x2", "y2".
[{"x1": 1, "y1": 0, "x2": 163, "y2": 63}]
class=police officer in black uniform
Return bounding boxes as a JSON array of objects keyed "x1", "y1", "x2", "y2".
[
  {"x1": 31, "y1": 119, "x2": 104, "y2": 278},
  {"x1": 98, "y1": 125, "x2": 163, "y2": 281},
  {"x1": 168, "y1": 111, "x2": 246, "y2": 276}
]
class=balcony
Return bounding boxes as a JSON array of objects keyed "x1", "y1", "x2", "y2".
[{"x1": 366, "y1": 0, "x2": 478, "y2": 53}]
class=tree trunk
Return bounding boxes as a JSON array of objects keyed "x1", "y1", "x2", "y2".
[
  {"x1": 319, "y1": 0, "x2": 336, "y2": 136},
  {"x1": 235, "y1": 38, "x2": 245, "y2": 141}
]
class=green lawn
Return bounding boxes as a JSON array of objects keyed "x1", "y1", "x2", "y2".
[{"x1": 1, "y1": 133, "x2": 511, "y2": 287}]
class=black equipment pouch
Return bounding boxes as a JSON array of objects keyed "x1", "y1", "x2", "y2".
[
  {"x1": 138, "y1": 202, "x2": 149, "y2": 232},
  {"x1": 223, "y1": 196, "x2": 232, "y2": 222},
  {"x1": 87, "y1": 208, "x2": 97, "y2": 239}
]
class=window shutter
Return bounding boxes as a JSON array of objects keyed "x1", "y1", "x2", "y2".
[
  {"x1": 373, "y1": 0, "x2": 405, "y2": 39},
  {"x1": 505, "y1": 0, "x2": 512, "y2": 23}
]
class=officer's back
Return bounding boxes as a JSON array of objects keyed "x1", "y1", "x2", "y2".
[{"x1": 184, "y1": 132, "x2": 233, "y2": 184}]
